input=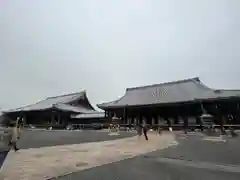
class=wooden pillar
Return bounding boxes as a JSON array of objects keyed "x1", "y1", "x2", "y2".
[
  {"x1": 134, "y1": 117, "x2": 137, "y2": 125},
  {"x1": 123, "y1": 108, "x2": 127, "y2": 124},
  {"x1": 56, "y1": 114, "x2": 59, "y2": 124},
  {"x1": 165, "y1": 117, "x2": 170, "y2": 127},
  {"x1": 139, "y1": 114, "x2": 143, "y2": 124},
  {"x1": 22, "y1": 114, "x2": 26, "y2": 126},
  {"x1": 158, "y1": 116, "x2": 161, "y2": 125},
  {"x1": 143, "y1": 116, "x2": 147, "y2": 124},
  {"x1": 51, "y1": 113, "x2": 54, "y2": 124},
  {"x1": 58, "y1": 114, "x2": 61, "y2": 124},
  {"x1": 236, "y1": 102, "x2": 240, "y2": 124},
  {"x1": 216, "y1": 103, "x2": 222, "y2": 124},
  {"x1": 151, "y1": 117, "x2": 155, "y2": 126},
  {"x1": 183, "y1": 116, "x2": 188, "y2": 129},
  {"x1": 123, "y1": 107, "x2": 127, "y2": 130},
  {"x1": 216, "y1": 103, "x2": 225, "y2": 133},
  {"x1": 109, "y1": 111, "x2": 113, "y2": 119},
  {"x1": 200, "y1": 101, "x2": 206, "y2": 114}
]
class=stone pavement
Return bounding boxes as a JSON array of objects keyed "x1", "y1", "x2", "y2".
[{"x1": 0, "y1": 132, "x2": 177, "y2": 180}]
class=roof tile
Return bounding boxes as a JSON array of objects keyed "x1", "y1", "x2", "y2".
[
  {"x1": 5, "y1": 91, "x2": 95, "y2": 113},
  {"x1": 98, "y1": 77, "x2": 239, "y2": 109}
]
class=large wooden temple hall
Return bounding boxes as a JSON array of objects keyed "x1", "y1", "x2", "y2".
[
  {"x1": 3, "y1": 90, "x2": 98, "y2": 127},
  {"x1": 98, "y1": 77, "x2": 240, "y2": 127}
]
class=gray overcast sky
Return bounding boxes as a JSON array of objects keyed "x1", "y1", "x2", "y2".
[{"x1": 0, "y1": 0, "x2": 239, "y2": 110}]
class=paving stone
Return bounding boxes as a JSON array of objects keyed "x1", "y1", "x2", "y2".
[{"x1": 0, "y1": 133, "x2": 177, "y2": 180}]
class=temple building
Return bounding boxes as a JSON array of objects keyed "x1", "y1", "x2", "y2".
[
  {"x1": 3, "y1": 90, "x2": 99, "y2": 127},
  {"x1": 97, "y1": 77, "x2": 240, "y2": 128},
  {"x1": 70, "y1": 112, "x2": 108, "y2": 124}
]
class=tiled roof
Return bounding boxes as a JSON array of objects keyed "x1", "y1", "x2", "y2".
[
  {"x1": 193, "y1": 89, "x2": 240, "y2": 101},
  {"x1": 214, "y1": 89, "x2": 240, "y2": 98},
  {"x1": 54, "y1": 104, "x2": 96, "y2": 114},
  {"x1": 71, "y1": 112, "x2": 105, "y2": 119},
  {"x1": 97, "y1": 77, "x2": 240, "y2": 109},
  {"x1": 5, "y1": 90, "x2": 96, "y2": 113}
]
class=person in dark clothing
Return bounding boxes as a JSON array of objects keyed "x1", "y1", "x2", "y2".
[
  {"x1": 143, "y1": 127, "x2": 148, "y2": 140},
  {"x1": 142, "y1": 121, "x2": 148, "y2": 141}
]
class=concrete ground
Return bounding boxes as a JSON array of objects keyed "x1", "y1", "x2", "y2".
[
  {"x1": 156, "y1": 132, "x2": 240, "y2": 166},
  {"x1": 0, "y1": 132, "x2": 176, "y2": 180},
  {"x1": 56, "y1": 132, "x2": 240, "y2": 180},
  {"x1": 17, "y1": 129, "x2": 135, "y2": 149},
  {"x1": 2, "y1": 130, "x2": 240, "y2": 180},
  {"x1": 0, "y1": 129, "x2": 135, "y2": 178}
]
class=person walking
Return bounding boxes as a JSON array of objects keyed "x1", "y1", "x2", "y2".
[
  {"x1": 0, "y1": 116, "x2": 20, "y2": 168},
  {"x1": 9, "y1": 123, "x2": 20, "y2": 152},
  {"x1": 9, "y1": 117, "x2": 23, "y2": 152},
  {"x1": 142, "y1": 120, "x2": 148, "y2": 141}
]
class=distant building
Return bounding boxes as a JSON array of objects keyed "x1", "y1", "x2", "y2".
[
  {"x1": 3, "y1": 90, "x2": 99, "y2": 127},
  {"x1": 97, "y1": 77, "x2": 240, "y2": 128},
  {"x1": 0, "y1": 112, "x2": 3, "y2": 124},
  {"x1": 71, "y1": 112, "x2": 109, "y2": 124}
]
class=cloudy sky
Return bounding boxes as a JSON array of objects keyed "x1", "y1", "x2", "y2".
[{"x1": 0, "y1": 0, "x2": 239, "y2": 110}]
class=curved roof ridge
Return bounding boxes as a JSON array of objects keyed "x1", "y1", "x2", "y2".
[
  {"x1": 46, "y1": 90, "x2": 86, "y2": 99},
  {"x1": 82, "y1": 91, "x2": 96, "y2": 110},
  {"x1": 97, "y1": 92, "x2": 130, "y2": 107},
  {"x1": 98, "y1": 97, "x2": 122, "y2": 107},
  {"x1": 126, "y1": 77, "x2": 200, "y2": 91},
  {"x1": 191, "y1": 78, "x2": 212, "y2": 90},
  {"x1": 215, "y1": 89, "x2": 240, "y2": 91}
]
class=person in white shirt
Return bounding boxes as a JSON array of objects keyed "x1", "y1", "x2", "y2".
[
  {"x1": 9, "y1": 117, "x2": 23, "y2": 152},
  {"x1": 0, "y1": 117, "x2": 21, "y2": 168}
]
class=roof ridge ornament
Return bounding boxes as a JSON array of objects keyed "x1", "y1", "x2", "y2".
[
  {"x1": 192, "y1": 77, "x2": 200, "y2": 82},
  {"x1": 46, "y1": 90, "x2": 86, "y2": 99}
]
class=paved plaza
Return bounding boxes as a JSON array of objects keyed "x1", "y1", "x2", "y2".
[
  {"x1": 17, "y1": 129, "x2": 135, "y2": 149},
  {"x1": 1, "y1": 130, "x2": 240, "y2": 180},
  {"x1": 0, "y1": 132, "x2": 176, "y2": 180},
  {"x1": 55, "y1": 132, "x2": 240, "y2": 180}
]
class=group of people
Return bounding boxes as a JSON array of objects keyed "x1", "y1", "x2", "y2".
[{"x1": 109, "y1": 120, "x2": 166, "y2": 140}]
